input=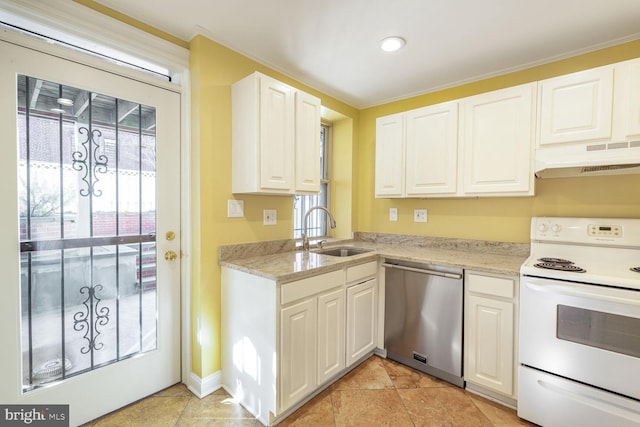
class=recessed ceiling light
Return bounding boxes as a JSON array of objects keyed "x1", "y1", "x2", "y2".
[
  {"x1": 380, "y1": 36, "x2": 406, "y2": 52},
  {"x1": 56, "y1": 97, "x2": 74, "y2": 106}
]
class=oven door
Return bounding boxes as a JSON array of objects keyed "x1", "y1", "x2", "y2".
[{"x1": 520, "y1": 276, "x2": 640, "y2": 400}]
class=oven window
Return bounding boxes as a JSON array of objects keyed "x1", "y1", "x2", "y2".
[{"x1": 557, "y1": 305, "x2": 640, "y2": 358}]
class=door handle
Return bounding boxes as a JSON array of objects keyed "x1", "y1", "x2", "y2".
[
  {"x1": 164, "y1": 250, "x2": 178, "y2": 261},
  {"x1": 525, "y1": 281, "x2": 640, "y2": 307}
]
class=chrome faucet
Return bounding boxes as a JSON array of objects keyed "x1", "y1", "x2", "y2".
[{"x1": 302, "y1": 206, "x2": 337, "y2": 251}]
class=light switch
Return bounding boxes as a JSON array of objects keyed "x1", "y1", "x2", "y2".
[
  {"x1": 389, "y1": 208, "x2": 398, "y2": 222},
  {"x1": 414, "y1": 209, "x2": 427, "y2": 223},
  {"x1": 228, "y1": 200, "x2": 244, "y2": 217},
  {"x1": 263, "y1": 209, "x2": 277, "y2": 225}
]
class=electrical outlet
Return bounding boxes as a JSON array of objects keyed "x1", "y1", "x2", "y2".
[
  {"x1": 263, "y1": 209, "x2": 277, "y2": 225},
  {"x1": 227, "y1": 200, "x2": 244, "y2": 217},
  {"x1": 414, "y1": 209, "x2": 427, "y2": 223},
  {"x1": 389, "y1": 208, "x2": 398, "y2": 221}
]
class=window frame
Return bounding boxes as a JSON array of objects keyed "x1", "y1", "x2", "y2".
[{"x1": 293, "y1": 122, "x2": 332, "y2": 240}]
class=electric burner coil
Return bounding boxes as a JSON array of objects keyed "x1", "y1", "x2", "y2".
[{"x1": 534, "y1": 260, "x2": 586, "y2": 273}]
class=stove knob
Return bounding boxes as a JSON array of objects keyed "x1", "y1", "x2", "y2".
[
  {"x1": 537, "y1": 224, "x2": 548, "y2": 232},
  {"x1": 551, "y1": 224, "x2": 561, "y2": 233}
]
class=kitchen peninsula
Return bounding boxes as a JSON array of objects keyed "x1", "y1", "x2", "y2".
[{"x1": 220, "y1": 233, "x2": 528, "y2": 425}]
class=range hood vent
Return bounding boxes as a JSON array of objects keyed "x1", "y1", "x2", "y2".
[
  {"x1": 581, "y1": 164, "x2": 640, "y2": 173},
  {"x1": 536, "y1": 163, "x2": 640, "y2": 179},
  {"x1": 535, "y1": 141, "x2": 640, "y2": 179}
]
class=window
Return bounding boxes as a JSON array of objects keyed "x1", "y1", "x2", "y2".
[
  {"x1": 17, "y1": 75, "x2": 159, "y2": 391},
  {"x1": 293, "y1": 123, "x2": 331, "y2": 239}
]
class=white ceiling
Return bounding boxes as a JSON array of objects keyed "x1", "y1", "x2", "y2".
[{"x1": 95, "y1": 0, "x2": 640, "y2": 109}]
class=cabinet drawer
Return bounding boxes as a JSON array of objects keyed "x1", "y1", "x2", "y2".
[
  {"x1": 281, "y1": 270, "x2": 344, "y2": 305},
  {"x1": 467, "y1": 273, "x2": 514, "y2": 299},
  {"x1": 346, "y1": 261, "x2": 377, "y2": 284}
]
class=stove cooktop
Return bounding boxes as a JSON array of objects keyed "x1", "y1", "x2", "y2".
[
  {"x1": 521, "y1": 217, "x2": 640, "y2": 290},
  {"x1": 521, "y1": 250, "x2": 640, "y2": 290}
]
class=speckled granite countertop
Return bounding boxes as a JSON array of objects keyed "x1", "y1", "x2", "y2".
[{"x1": 219, "y1": 233, "x2": 529, "y2": 284}]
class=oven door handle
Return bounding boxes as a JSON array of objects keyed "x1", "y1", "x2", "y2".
[{"x1": 525, "y1": 280, "x2": 640, "y2": 307}]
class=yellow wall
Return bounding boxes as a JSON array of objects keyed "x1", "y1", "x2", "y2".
[
  {"x1": 189, "y1": 36, "x2": 358, "y2": 376},
  {"x1": 358, "y1": 40, "x2": 640, "y2": 243}
]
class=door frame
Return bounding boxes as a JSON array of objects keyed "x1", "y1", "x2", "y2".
[{"x1": 0, "y1": 0, "x2": 194, "y2": 395}]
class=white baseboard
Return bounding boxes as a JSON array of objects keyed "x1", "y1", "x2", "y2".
[{"x1": 187, "y1": 370, "x2": 222, "y2": 399}]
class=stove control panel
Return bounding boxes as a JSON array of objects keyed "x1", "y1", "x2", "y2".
[
  {"x1": 531, "y1": 217, "x2": 640, "y2": 245},
  {"x1": 588, "y1": 224, "x2": 622, "y2": 238}
]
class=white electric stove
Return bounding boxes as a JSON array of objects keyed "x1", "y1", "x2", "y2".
[{"x1": 518, "y1": 217, "x2": 640, "y2": 427}]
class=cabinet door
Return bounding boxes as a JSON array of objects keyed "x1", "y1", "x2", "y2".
[
  {"x1": 346, "y1": 279, "x2": 377, "y2": 367},
  {"x1": 294, "y1": 90, "x2": 321, "y2": 194},
  {"x1": 259, "y1": 75, "x2": 293, "y2": 191},
  {"x1": 465, "y1": 294, "x2": 514, "y2": 396},
  {"x1": 280, "y1": 298, "x2": 316, "y2": 410},
  {"x1": 317, "y1": 288, "x2": 345, "y2": 385},
  {"x1": 623, "y1": 60, "x2": 640, "y2": 140},
  {"x1": 405, "y1": 102, "x2": 458, "y2": 196},
  {"x1": 538, "y1": 66, "x2": 614, "y2": 146},
  {"x1": 461, "y1": 83, "x2": 535, "y2": 195},
  {"x1": 375, "y1": 113, "x2": 404, "y2": 197}
]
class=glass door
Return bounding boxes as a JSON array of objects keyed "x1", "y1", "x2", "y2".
[{"x1": 0, "y1": 36, "x2": 181, "y2": 426}]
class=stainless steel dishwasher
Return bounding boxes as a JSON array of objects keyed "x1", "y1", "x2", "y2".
[{"x1": 383, "y1": 260, "x2": 464, "y2": 387}]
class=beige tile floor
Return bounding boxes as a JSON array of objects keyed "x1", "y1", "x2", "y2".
[{"x1": 84, "y1": 356, "x2": 535, "y2": 426}]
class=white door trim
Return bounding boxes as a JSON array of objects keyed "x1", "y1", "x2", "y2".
[
  {"x1": 0, "y1": 0, "x2": 189, "y2": 78},
  {"x1": 0, "y1": 1, "x2": 194, "y2": 394}
]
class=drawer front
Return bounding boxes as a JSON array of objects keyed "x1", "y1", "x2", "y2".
[
  {"x1": 467, "y1": 273, "x2": 515, "y2": 299},
  {"x1": 346, "y1": 261, "x2": 378, "y2": 284},
  {"x1": 281, "y1": 269, "x2": 344, "y2": 305}
]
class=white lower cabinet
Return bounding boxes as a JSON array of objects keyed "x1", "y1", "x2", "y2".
[
  {"x1": 346, "y1": 278, "x2": 377, "y2": 366},
  {"x1": 317, "y1": 288, "x2": 346, "y2": 384},
  {"x1": 280, "y1": 297, "x2": 317, "y2": 410},
  {"x1": 464, "y1": 271, "x2": 519, "y2": 402},
  {"x1": 280, "y1": 286, "x2": 346, "y2": 410},
  {"x1": 222, "y1": 261, "x2": 377, "y2": 426}
]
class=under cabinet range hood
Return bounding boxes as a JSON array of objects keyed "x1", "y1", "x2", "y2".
[{"x1": 535, "y1": 140, "x2": 640, "y2": 178}]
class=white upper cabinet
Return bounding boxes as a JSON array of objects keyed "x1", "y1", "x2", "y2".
[
  {"x1": 375, "y1": 84, "x2": 536, "y2": 198},
  {"x1": 616, "y1": 59, "x2": 640, "y2": 142},
  {"x1": 258, "y1": 76, "x2": 294, "y2": 191},
  {"x1": 538, "y1": 58, "x2": 640, "y2": 147},
  {"x1": 294, "y1": 90, "x2": 321, "y2": 194},
  {"x1": 375, "y1": 103, "x2": 459, "y2": 198},
  {"x1": 405, "y1": 102, "x2": 459, "y2": 196},
  {"x1": 232, "y1": 72, "x2": 320, "y2": 195},
  {"x1": 460, "y1": 83, "x2": 536, "y2": 196},
  {"x1": 375, "y1": 113, "x2": 405, "y2": 197},
  {"x1": 538, "y1": 65, "x2": 614, "y2": 146}
]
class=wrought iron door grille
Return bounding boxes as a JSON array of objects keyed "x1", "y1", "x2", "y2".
[{"x1": 17, "y1": 75, "x2": 158, "y2": 392}]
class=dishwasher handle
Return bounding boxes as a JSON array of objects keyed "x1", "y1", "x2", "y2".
[{"x1": 382, "y1": 262, "x2": 462, "y2": 280}]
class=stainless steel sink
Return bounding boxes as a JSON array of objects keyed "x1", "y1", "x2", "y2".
[{"x1": 313, "y1": 247, "x2": 373, "y2": 257}]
